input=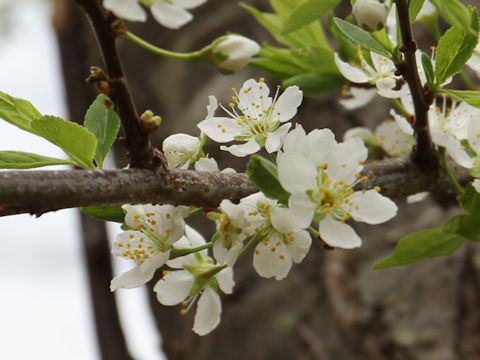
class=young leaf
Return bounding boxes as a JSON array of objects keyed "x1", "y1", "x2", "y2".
[
  {"x1": 421, "y1": 52, "x2": 435, "y2": 87},
  {"x1": 430, "y1": 0, "x2": 476, "y2": 35},
  {"x1": 409, "y1": 0, "x2": 426, "y2": 22},
  {"x1": 0, "y1": 151, "x2": 76, "y2": 169},
  {"x1": 333, "y1": 17, "x2": 391, "y2": 58},
  {"x1": 84, "y1": 94, "x2": 121, "y2": 168},
  {"x1": 456, "y1": 183, "x2": 480, "y2": 213},
  {"x1": 374, "y1": 228, "x2": 466, "y2": 269},
  {"x1": 81, "y1": 205, "x2": 125, "y2": 223},
  {"x1": 440, "y1": 89, "x2": 480, "y2": 108},
  {"x1": 246, "y1": 154, "x2": 290, "y2": 204},
  {"x1": 283, "y1": 0, "x2": 341, "y2": 34},
  {"x1": 434, "y1": 8, "x2": 479, "y2": 85},
  {"x1": 31, "y1": 115, "x2": 97, "y2": 169},
  {"x1": 0, "y1": 91, "x2": 42, "y2": 132},
  {"x1": 282, "y1": 72, "x2": 345, "y2": 96}
]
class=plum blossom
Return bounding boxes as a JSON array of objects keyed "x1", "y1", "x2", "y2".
[
  {"x1": 197, "y1": 78, "x2": 303, "y2": 157},
  {"x1": 162, "y1": 133, "x2": 201, "y2": 169},
  {"x1": 110, "y1": 204, "x2": 187, "y2": 291},
  {"x1": 211, "y1": 34, "x2": 260, "y2": 73},
  {"x1": 153, "y1": 226, "x2": 234, "y2": 336},
  {"x1": 334, "y1": 51, "x2": 402, "y2": 99},
  {"x1": 277, "y1": 125, "x2": 397, "y2": 249},
  {"x1": 391, "y1": 95, "x2": 479, "y2": 168},
  {"x1": 353, "y1": 0, "x2": 388, "y2": 32},
  {"x1": 103, "y1": 0, "x2": 206, "y2": 29},
  {"x1": 374, "y1": 119, "x2": 414, "y2": 156}
]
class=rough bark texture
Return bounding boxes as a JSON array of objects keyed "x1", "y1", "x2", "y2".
[{"x1": 56, "y1": 0, "x2": 480, "y2": 359}]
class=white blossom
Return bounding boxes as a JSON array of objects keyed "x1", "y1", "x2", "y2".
[
  {"x1": 103, "y1": 0, "x2": 206, "y2": 29},
  {"x1": 162, "y1": 133, "x2": 201, "y2": 169},
  {"x1": 375, "y1": 119, "x2": 414, "y2": 156},
  {"x1": 110, "y1": 204, "x2": 187, "y2": 291},
  {"x1": 153, "y1": 226, "x2": 234, "y2": 336},
  {"x1": 353, "y1": 0, "x2": 388, "y2": 32},
  {"x1": 277, "y1": 126, "x2": 397, "y2": 249},
  {"x1": 212, "y1": 35, "x2": 260, "y2": 73},
  {"x1": 197, "y1": 78, "x2": 303, "y2": 157}
]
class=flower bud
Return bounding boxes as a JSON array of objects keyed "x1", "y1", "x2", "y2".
[
  {"x1": 352, "y1": 0, "x2": 388, "y2": 32},
  {"x1": 210, "y1": 34, "x2": 260, "y2": 73},
  {"x1": 162, "y1": 133, "x2": 201, "y2": 168},
  {"x1": 140, "y1": 110, "x2": 162, "y2": 133}
]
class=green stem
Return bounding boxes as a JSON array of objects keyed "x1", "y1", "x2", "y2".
[
  {"x1": 170, "y1": 242, "x2": 213, "y2": 259},
  {"x1": 235, "y1": 233, "x2": 261, "y2": 262},
  {"x1": 307, "y1": 226, "x2": 320, "y2": 238},
  {"x1": 125, "y1": 31, "x2": 203, "y2": 60},
  {"x1": 439, "y1": 147, "x2": 464, "y2": 194},
  {"x1": 392, "y1": 98, "x2": 410, "y2": 117}
]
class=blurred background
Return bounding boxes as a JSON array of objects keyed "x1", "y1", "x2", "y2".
[{"x1": 2, "y1": 0, "x2": 480, "y2": 360}]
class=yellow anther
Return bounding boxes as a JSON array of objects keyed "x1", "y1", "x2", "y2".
[
  {"x1": 279, "y1": 255, "x2": 285, "y2": 260},
  {"x1": 127, "y1": 243, "x2": 131, "y2": 248},
  {"x1": 118, "y1": 242, "x2": 124, "y2": 247},
  {"x1": 341, "y1": 164, "x2": 347, "y2": 168},
  {"x1": 374, "y1": 186, "x2": 381, "y2": 192},
  {"x1": 217, "y1": 124, "x2": 222, "y2": 127},
  {"x1": 359, "y1": 160, "x2": 365, "y2": 165},
  {"x1": 362, "y1": 176, "x2": 368, "y2": 181},
  {"x1": 355, "y1": 173, "x2": 361, "y2": 178},
  {"x1": 162, "y1": 270, "x2": 171, "y2": 276},
  {"x1": 259, "y1": 77, "x2": 265, "y2": 82},
  {"x1": 180, "y1": 309, "x2": 187, "y2": 316},
  {"x1": 229, "y1": 103, "x2": 235, "y2": 108},
  {"x1": 138, "y1": 244, "x2": 143, "y2": 248},
  {"x1": 181, "y1": 300, "x2": 188, "y2": 306},
  {"x1": 271, "y1": 247, "x2": 276, "y2": 252},
  {"x1": 166, "y1": 213, "x2": 171, "y2": 219},
  {"x1": 166, "y1": 229, "x2": 172, "y2": 233},
  {"x1": 222, "y1": 128, "x2": 226, "y2": 133},
  {"x1": 232, "y1": 96, "x2": 238, "y2": 101},
  {"x1": 255, "y1": 249, "x2": 260, "y2": 254}
]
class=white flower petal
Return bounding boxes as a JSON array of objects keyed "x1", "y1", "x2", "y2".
[
  {"x1": 265, "y1": 123, "x2": 291, "y2": 153},
  {"x1": 215, "y1": 267, "x2": 234, "y2": 294},
  {"x1": 334, "y1": 53, "x2": 370, "y2": 83},
  {"x1": 319, "y1": 216, "x2": 362, "y2": 249},
  {"x1": 270, "y1": 206, "x2": 305, "y2": 233},
  {"x1": 275, "y1": 86, "x2": 303, "y2": 122},
  {"x1": 220, "y1": 138, "x2": 260, "y2": 157},
  {"x1": 103, "y1": 0, "x2": 147, "y2": 21},
  {"x1": 339, "y1": 87, "x2": 377, "y2": 110},
  {"x1": 348, "y1": 190, "x2": 398, "y2": 224},
  {"x1": 327, "y1": 137, "x2": 367, "y2": 184},
  {"x1": 175, "y1": 0, "x2": 207, "y2": 9},
  {"x1": 285, "y1": 230, "x2": 312, "y2": 263},
  {"x1": 288, "y1": 192, "x2": 316, "y2": 229},
  {"x1": 431, "y1": 130, "x2": 474, "y2": 168},
  {"x1": 197, "y1": 116, "x2": 242, "y2": 143},
  {"x1": 194, "y1": 157, "x2": 219, "y2": 172},
  {"x1": 153, "y1": 270, "x2": 194, "y2": 305},
  {"x1": 473, "y1": 179, "x2": 480, "y2": 193},
  {"x1": 389, "y1": 109, "x2": 414, "y2": 135},
  {"x1": 406, "y1": 192, "x2": 429, "y2": 203},
  {"x1": 193, "y1": 287, "x2": 222, "y2": 336},
  {"x1": 253, "y1": 236, "x2": 292, "y2": 280},
  {"x1": 277, "y1": 153, "x2": 317, "y2": 193},
  {"x1": 110, "y1": 252, "x2": 169, "y2": 291},
  {"x1": 150, "y1": 2, "x2": 193, "y2": 29}
]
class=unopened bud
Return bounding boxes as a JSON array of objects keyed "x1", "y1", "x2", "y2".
[
  {"x1": 205, "y1": 34, "x2": 260, "y2": 74},
  {"x1": 162, "y1": 133, "x2": 201, "y2": 168},
  {"x1": 140, "y1": 110, "x2": 162, "y2": 133},
  {"x1": 352, "y1": 0, "x2": 388, "y2": 32}
]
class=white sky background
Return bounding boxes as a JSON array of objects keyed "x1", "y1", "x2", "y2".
[{"x1": 0, "y1": 1, "x2": 163, "y2": 359}]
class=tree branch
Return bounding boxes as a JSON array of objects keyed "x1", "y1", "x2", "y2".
[
  {"x1": 74, "y1": 0, "x2": 158, "y2": 168},
  {"x1": 395, "y1": 0, "x2": 438, "y2": 169},
  {"x1": 0, "y1": 157, "x2": 469, "y2": 217}
]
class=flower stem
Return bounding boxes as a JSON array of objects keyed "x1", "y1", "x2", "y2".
[
  {"x1": 439, "y1": 147, "x2": 464, "y2": 194},
  {"x1": 392, "y1": 98, "x2": 410, "y2": 117},
  {"x1": 235, "y1": 233, "x2": 261, "y2": 262},
  {"x1": 170, "y1": 242, "x2": 214, "y2": 259},
  {"x1": 307, "y1": 226, "x2": 320, "y2": 238},
  {"x1": 125, "y1": 31, "x2": 203, "y2": 60}
]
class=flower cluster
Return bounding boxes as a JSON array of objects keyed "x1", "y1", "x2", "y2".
[{"x1": 112, "y1": 77, "x2": 400, "y2": 336}]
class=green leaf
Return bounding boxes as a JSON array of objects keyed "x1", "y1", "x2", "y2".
[
  {"x1": 457, "y1": 183, "x2": 480, "y2": 213},
  {"x1": 333, "y1": 17, "x2": 391, "y2": 58},
  {"x1": 434, "y1": 8, "x2": 479, "y2": 85},
  {"x1": 246, "y1": 154, "x2": 290, "y2": 204},
  {"x1": 421, "y1": 52, "x2": 435, "y2": 86},
  {"x1": 282, "y1": 72, "x2": 345, "y2": 96},
  {"x1": 81, "y1": 205, "x2": 125, "y2": 223},
  {"x1": 374, "y1": 228, "x2": 466, "y2": 269},
  {"x1": 84, "y1": 94, "x2": 121, "y2": 168},
  {"x1": 0, "y1": 91, "x2": 42, "y2": 132},
  {"x1": 31, "y1": 115, "x2": 97, "y2": 169},
  {"x1": 430, "y1": 0, "x2": 476, "y2": 34},
  {"x1": 409, "y1": 0, "x2": 426, "y2": 22},
  {"x1": 0, "y1": 150, "x2": 76, "y2": 169},
  {"x1": 283, "y1": 0, "x2": 341, "y2": 34},
  {"x1": 440, "y1": 89, "x2": 480, "y2": 108}
]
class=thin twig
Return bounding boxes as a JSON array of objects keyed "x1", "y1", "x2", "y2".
[
  {"x1": 74, "y1": 0, "x2": 157, "y2": 168},
  {"x1": 395, "y1": 0, "x2": 438, "y2": 169}
]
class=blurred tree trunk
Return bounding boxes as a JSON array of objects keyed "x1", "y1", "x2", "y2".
[{"x1": 56, "y1": 0, "x2": 480, "y2": 359}]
